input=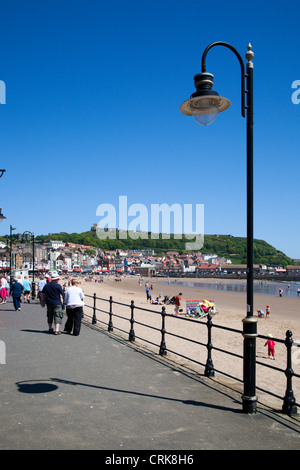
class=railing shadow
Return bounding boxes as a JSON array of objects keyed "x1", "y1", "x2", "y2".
[{"x1": 84, "y1": 293, "x2": 300, "y2": 416}]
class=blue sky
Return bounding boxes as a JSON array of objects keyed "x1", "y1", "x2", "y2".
[{"x1": 0, "y1": 0, "x2": 299, "y2": 259}]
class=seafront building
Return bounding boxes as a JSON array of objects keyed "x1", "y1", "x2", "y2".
[{"x1": 0, "y1": 238, "x2": 298, "y2": 278}]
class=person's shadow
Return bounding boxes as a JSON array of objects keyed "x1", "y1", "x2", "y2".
[{"x1": 16, "y1": 380, "x2": 58, "y2": 394}]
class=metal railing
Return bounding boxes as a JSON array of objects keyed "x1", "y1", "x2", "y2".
[{"x1": 84, "y1": 293, "x2": 299, "y2": 415}]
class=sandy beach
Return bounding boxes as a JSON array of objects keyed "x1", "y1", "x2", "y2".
[{"x1": 75, "y1": 275, "x2": 300, "y2": 410}]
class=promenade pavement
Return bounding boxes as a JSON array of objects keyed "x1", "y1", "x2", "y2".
[{"x1": 0, "y1": 298, "x2": 300, "y2": 452}]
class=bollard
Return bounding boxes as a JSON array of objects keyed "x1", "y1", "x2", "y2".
[
  {"x1": 129, "y1": 300, "x2": 135, "y2": 342},
  {"x1": 205, "y1": 312, "x2": 215, "y2": 377},
  {"x1": 282, "y1": 330, "x2": 297, "y2": 415},
  {"x1": 159, "y1": 306, "x2": 167, "y2": 356},
  {"x1": 108, "y1": 295, "x2": 113, "y2": 332},
  {"x1": 92, "y1": 293, "x2": 97, "y2": 325}
]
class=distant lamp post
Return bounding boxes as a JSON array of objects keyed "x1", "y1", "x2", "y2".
[
  {"x1": 9, "y1": 225, "x2": 16, "y2": 285},
  {"x1": 22, "y1": 231, "x2": 36, "y2": 299},
  {"x1": 180, "y1": 42, "x2": 257, "y2": 414}
]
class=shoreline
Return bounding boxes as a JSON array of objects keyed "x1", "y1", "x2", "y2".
[{"x1": 159, "y1": 277, "x2": 300, "y2": 298}]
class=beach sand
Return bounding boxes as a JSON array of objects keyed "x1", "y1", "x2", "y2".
[{"x1": 75, "y1": 275, "x2": 300, "y2": 411}]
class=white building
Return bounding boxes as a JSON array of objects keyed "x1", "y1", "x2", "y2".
[{"x1": 48, "y1": 240, "x2": 65, "y2": 249}]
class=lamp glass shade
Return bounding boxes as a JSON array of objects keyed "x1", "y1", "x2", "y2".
[
  {"x1": 192, "y1": 100, "x2": 218, "y2": 126},
  {"x1": 180, "y1": 94, "x2": 231, "y2": 126}
]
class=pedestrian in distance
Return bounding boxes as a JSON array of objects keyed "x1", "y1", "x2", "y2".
[
  {"x1": 22, "y1": 275, "x2": 31, "y2": 303},
  {"x1": 264, "y1": 333, "x2": 275, "y2": 359},
  {"x1": 37, "y1": 276, "x2": 46, "y2": 301},
  {"x1": 10, "y1": 278, "x2": 24, "y2": 311},
  {"x1": 266, "y1": 305, "x2": 270, "y2": 318},
  {"x1": 146, "y1": 286, "x2": 151, "y2": 302},
  {"x1": 41, "y1": 273, "x2": 65, "y2": 335},
  {"x1": 0, "y1": 275, "x2": 9, "y2": 304},
  {"x1": 174, "y1": 292, "x2": 182, "y2": 315},
  {"x1": 63, "y1": 279, "x2": 85, "y2": 336}
]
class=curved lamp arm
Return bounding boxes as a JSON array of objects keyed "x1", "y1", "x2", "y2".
[{"x1": 201, "y1": 41, "x2": 246, "y2": 117}]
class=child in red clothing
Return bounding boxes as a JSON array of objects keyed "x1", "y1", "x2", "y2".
[{"x1": 265, "y1": 333, "x2": 275, "y2": 359}]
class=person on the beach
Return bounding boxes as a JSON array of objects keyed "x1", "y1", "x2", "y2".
[
  {"x1": 64, "y1": 279, "x2": 85, "y2": 336},
  {"x1": 41, "y1": 273, "x2": 65, "y2": 335},
  {"x1": 264, "y1": 334, "x2": 275, "y2": 359},
  {"x1": 174, "y1": 293, "x2": 182, "y2": 315},
  {"x1": 266, "y1": 305, "x2": 270, "y2": 318},
  {"x1": 146, "y1": 287, "x2": 151, "y2": 302}
]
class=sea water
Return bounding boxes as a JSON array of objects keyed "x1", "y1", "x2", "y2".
[{"x1": 159, "y1": 279, "x2": 300, "y2": 298}]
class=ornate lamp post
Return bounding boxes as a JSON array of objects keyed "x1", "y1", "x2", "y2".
[
  {"x1": 0, "y1": 209, "x2": 7, "y2": 223},
  {"x1": 180, "y1": 42, "x2": 257, "y2": 414},
  {"x1": 9, "y1": 225, "x2": 16, "y2": 286},
  {"x1": 22, "y1": 231, "x2": 36, "y2": 299}
]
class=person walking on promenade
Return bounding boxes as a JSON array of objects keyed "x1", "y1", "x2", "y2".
[
  {"x1": 41, "y1": 273, "x2": 65, "y2": 335},
  {"x1": 22, "y1": 276, "x2": 31, "y2": 303},
  {"x1": 37, "y1": 276, "x2": 46, "y2": 301},
  {"x1": 174, "y1": 292, "x2": 182, "y2": 315},
  {"x1": 0, "y1": 275, "x2": 9, "y2": 304},
  {"x1": 63, "y1": 279, "x2": 85, "y2": 336},
  {"x1": 10, "y1": 278, "x2": 24, "y2": 311}
]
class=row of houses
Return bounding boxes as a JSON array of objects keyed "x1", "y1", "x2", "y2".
[
  {"x1": 0, "y1": 240, "x2": 298, "y2": 278},
  {"x1": 0, "y1": 240, "x2": 99, "y2": 273}
]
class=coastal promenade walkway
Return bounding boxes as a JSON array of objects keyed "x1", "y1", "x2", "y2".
[{"x1": 0, "y1": 299, "x2": 300, "y2": 451}]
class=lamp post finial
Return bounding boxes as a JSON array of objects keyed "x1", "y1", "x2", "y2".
[{"x1": 246, "y1": 43, "x2": 254, "y2": 66}]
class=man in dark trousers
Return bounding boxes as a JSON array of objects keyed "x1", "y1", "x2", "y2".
[
  {"x1": 41, "y1": 273, "x2": 65, "y2": 335},
  {"x1": 10, "y1": 278, "x2": 24, "y2": 311}
]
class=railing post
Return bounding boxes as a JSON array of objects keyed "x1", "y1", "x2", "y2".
[
  {"x1": 159, "y1": 306, "x2": 167, "y2": 356},
  {"x1": 129, "y1": 300, "x2": 135, "y2": 342},
  {"x1": 108, "y1": 295, "x2": 113, "y2": 332},
  {"x1": 205, "y1": 312, "x2": 215, "y2": 377},
  {"x1": 282, "y1": 330, "x2": 297, "y2": 415},
  {"x1": 92, "y1": 293, "x2": 97, "y2": 325}
]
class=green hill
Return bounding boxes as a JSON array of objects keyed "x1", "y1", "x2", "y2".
[{"x1": 32, "y1": 231, "x2": 294, "y2": 267}]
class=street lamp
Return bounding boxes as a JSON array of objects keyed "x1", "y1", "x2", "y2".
[
  {"x1": 9, "y1": 225, "x2": 16, "y2": 286},
  {"x1": 22, "y1": 231, "x2": 36, "y2": 300},
  {"x1": 180, "y1": 42, "x2": 257, "y2": 414},
  {"x1": 0, "y1": 209, "x2": 7, "y2": 220}
]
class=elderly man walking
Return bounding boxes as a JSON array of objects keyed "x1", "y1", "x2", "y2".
[{"x1": 41, "y1": 273, "x2": 65, "y2": 335}]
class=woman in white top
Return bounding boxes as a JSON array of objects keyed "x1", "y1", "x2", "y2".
[{"x1": 63, "y1": 279, "x2": 85, "y2": 336}]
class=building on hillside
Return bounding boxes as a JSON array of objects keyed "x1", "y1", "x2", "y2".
[
  {"x1": 48, "y1": 240, "x2": 64, "y2": 249},
  {"x1": 286, "y1": 266, "x2": 300, "y2": 275},
  {"x1": 135, "y1": 263, "x2": 156, "y2": 277}
]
